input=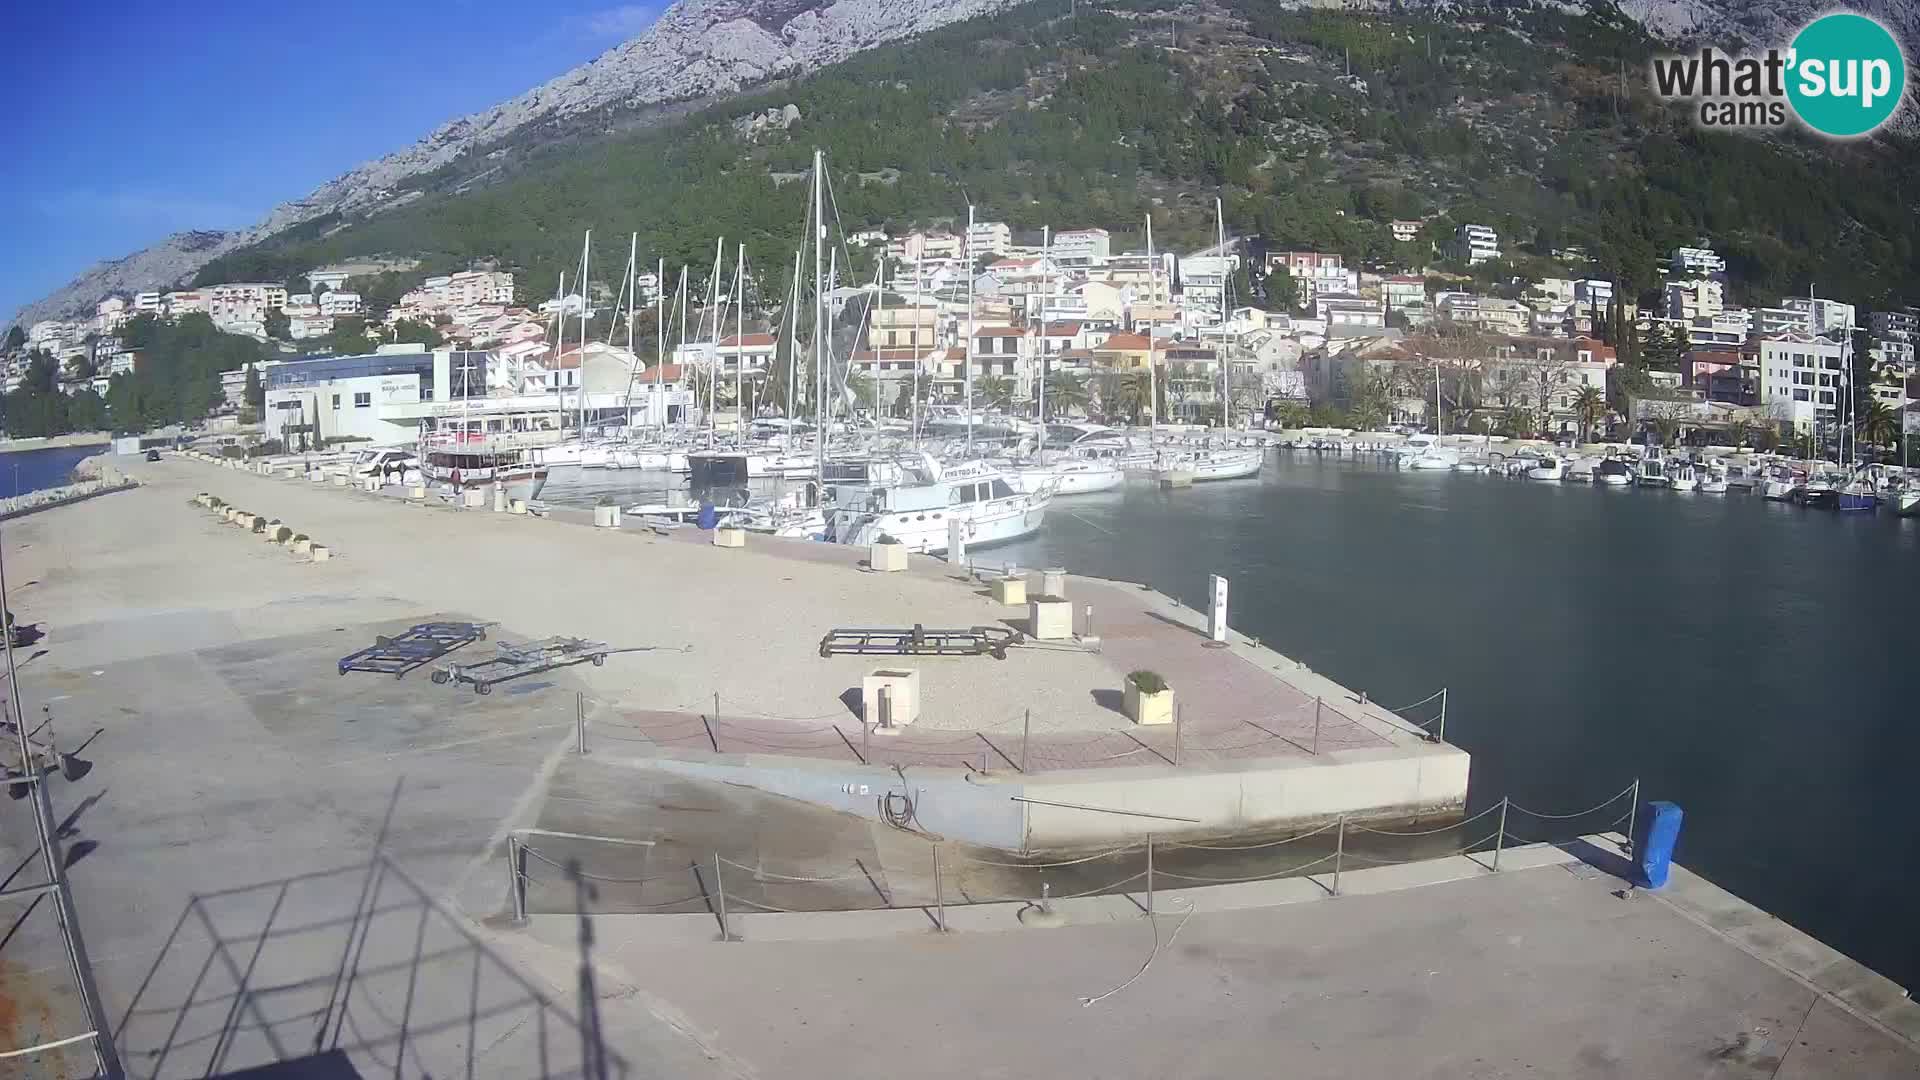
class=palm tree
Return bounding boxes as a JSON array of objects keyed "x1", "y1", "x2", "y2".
[
  {"x1": 1859, "y1": 399, "x2": 1897, "y2": 452},
  {"x1": 1108, "y1": 372, "x2": 1151, "y2": 423},
  {"x1": 977, "y1": 375, "x2": 1014, "y2": 410},
  {"x1": 1501, "y1": 404, "x2": 1535, "y2": 439},
  {"x1": 1754, "y1": 424, "x2": 1780, "y2": 452},
  {"x1": 1272, "y1": 401, "x2": 1309, "y2": 429},
  {"x1": 1572, "y1": 385, "x2": 1605, "y2": 445},
  {"x1": 844, "y1": 369, "x2": 875, "y2": 412},
  {"x1": 1044, "y1": 371, "x2": 1090, "y2": 418}
]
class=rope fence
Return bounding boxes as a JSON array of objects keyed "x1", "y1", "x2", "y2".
[{"x1": 501, "y1": 779, "x2": 1646, "y2": 932}]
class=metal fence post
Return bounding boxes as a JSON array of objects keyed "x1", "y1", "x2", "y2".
[
  {"x1": 1332, "y1": 815, "x2": 1344, "y2": 896},
  {"x1": 713, "y1": 853, "x2": 731, "y2": 941},
  {"x1": 1173, "y1": 706, "x2": 1183, "y2": 766},
  {"x1": 713, "y1": 692, "x2": 721, "y2": 727},
  {"x1": 1493, "y1": 797, "x2": 1509, "y2": 872},
  {"x1": 1145, "y1": 834, "x2": 1155, "y2": 916},
  {"x1": 862, "y1": 720, "x2": 871, "y2": 762},
  {"x1": 1313, "y1": 696, "x2": 1323, "y2": 755},
  {"x1": 932, "y1": 843, "x2": 947, "y2": 932},
  {"x1": 575, "y1": 692, "x2": 588, "y2": 755},
  {"x1": 1625, "y1": 778, "x2": 1640, "y2": 854},
  {"x1": 1021, "y1": 709, "x2": 1031, "y2": 773},
  {"x1": 1438, "y1": 688, "x2": 1448, "y2": 744},
  {"x1": 509, "y1": 837, "x2": 527, "y2": 924}
]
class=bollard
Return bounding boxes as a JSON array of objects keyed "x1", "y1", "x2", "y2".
[
  {"x1": 932, "y1": 843, "x2": 947, "y2": 932},
  {"x1": 1333, "y1": 815, "x2": 1345, "y2": 896},
  {"x1": 1493, "y1": 797, "x2": 1509, "y2": 871},
  {"x1": 1083, "y1": 604, "x2": 1094, "y2": 640},
  {"x1": 1312, "y1": 696, "x2": 1323, "y2": 755},
  {"x1": 947, "y1": 518, "x2": 966, "y2": 566},
  {"x1": 576, "y1": 692, "x2": 588, "y2": 755},
  {"x1": 1145, "y1": 834, "x2": 1155, "y2": 916},
  {"x1": 1207, "y1": 573, "x2": 1229, "y2": 643},
  {"x1": 509, "y1": 837, "x2": 528, "y2": 925}
]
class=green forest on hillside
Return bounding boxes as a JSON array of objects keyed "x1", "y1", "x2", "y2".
[{"x1": 196, "y1": 0, "x2": 1920, "y2": 317}]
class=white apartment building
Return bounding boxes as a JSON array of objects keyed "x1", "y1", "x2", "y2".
[
  {"x1": 1664, "y1": 278, "x2": 1724, "y2": 321},
  {"x1": 1871, "y1": 336, "x2": 1916, "y2": 375},
  {"x1": 1670, "y1": 246, "x2": 1726, "y2": 277},
  {"x1": 309, "y1": 269, "x2": 353, "y2": 292},
  {"x1": 1453, "y1": 224, "x2": 1500, "y2": 265},
  {"x1": 1758, "y1": 333, "x2": 1846, "y2": 433},
  {"x1": 320, "y1": 291, "x2": 364, "y2": 317},
  {"x1": 1383, "y1": 276, "x2": 1425, "y2": 313},
  {"x1": 1680, "y1": 308, "x2": 1753, "y2": 347},
  {"x1": 1051, "y1": 228, "x2": 1111, "y2": 268},
  {"x1": 206, "y1": 282, "x2": 290, "y2": 324},
  {"x1": 134, "y1": 291, "x2": 164, "y2": 314},
  {"x1": 1437, "y1": 293, "x2": 1530, "y2": 334},
  {"x1": 848, "y1": 228, "x2": 887, "y2": 248},
  {"x1": 441, "y1": 270, "x2": 514, "y2": 307},
  {"x1": 1390, "y1": 220, "x2": 1422, "y2": 243},
  {"x1": 1754, "y1": 305, "x2": 1810, "y2": 337},
  {"x1": 164, "y1": 291, "x2": 208, "y2": 316},
  {"x1": 966, "y1": 221, "x2": 1012, "y2": 260},
  {"x1": 1573, "y1": 279, "x2": 1614, "y2": 309},
  {"x1": 1782, "y1": 295, "x2": 1855, "y2": 336}
]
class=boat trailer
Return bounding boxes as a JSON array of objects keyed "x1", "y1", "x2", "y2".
[
  {"x1": 337, "y1": 621, "x2": 490, "y2": 678},
  {"x1": 432, "y1": 636, "x2": 612, "y2": 694},
  {"x1": 817, "y1": 624, "x2": 1022, "y2": 661}
]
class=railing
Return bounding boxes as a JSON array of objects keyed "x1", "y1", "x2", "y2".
[{"x1": 502, "y1": 778, "x2": 1644, "y2": 931}]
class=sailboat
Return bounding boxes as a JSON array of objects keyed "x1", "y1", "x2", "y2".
[{"x1": 1832, "y1": 314, "x2": 1876, "y2": 512}]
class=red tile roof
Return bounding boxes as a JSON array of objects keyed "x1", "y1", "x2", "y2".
[
  {"x1": 1096, "y1": 333, "x2": 1152, "y2": 351},
  {"x1": 719, "y1": 333, "x2": 777, "y2": 348}
]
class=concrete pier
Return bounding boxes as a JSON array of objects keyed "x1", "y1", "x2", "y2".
[{"x1": 1, "y1": 453, "x2": 1914, "y2": 1079}]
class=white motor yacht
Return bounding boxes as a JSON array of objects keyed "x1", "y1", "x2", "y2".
[
  {"x1": 1595, "y1": 458, "x2": 1634, "y2": 486},
  {"x1": 1566, "y1": 456, "x2": 1599, "y2": 482},
  {"x1": 1635, "y1": 456, "x2": 1668, "y2": 487},
  {"x1": 1669, "y1": 460, "x2": 1699, "y2": 492},
  {"x1": 1015, "y1": 458, "x2": 1124, "y2": 495},
  {"x1": 1700, "y1": 462, "x2": 1730, "y2": 493},
  {"x1": 1526, "y1": 456, "x2": 1566, "y2": 481},
  {"x1": 826, "y1": 457, "x2": 1048, "y2": 553}
]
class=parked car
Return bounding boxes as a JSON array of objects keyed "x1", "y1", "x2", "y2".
[{"x1": 145, "y1": 449, "x2": 162, "y2": 462}]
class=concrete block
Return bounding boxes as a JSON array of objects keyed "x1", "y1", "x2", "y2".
[
  {"x1": 361, "y1": 476, "x2": 381, "y2": 492},
  {"x1": 594, "y1": 504, "x2": 622, "y2": 528},
  {"x1": 1125, "y1": 681, "x2": 1174, "y2": 726},
  {"x1": 222, "y1": 507, "x2": 239, "y2": 523},
  {"x1": 309, "y1": 471, "x2": 325, "y2": 483},
  {"x1": 493, "y1": 486, "x2": 508, "y2": 512},
  {"x1": 1028, "y1": 596, "x2": 1073, "y2": 640},
  {"x1": 330, "y1": 474, "x2": 349, "y2": 487},
  {"x1": 1040, "y1": 567, "x2": 1067, "y2": 597},
  {"x1": 408, "y1": 484, "x2": 428, "y2": 500},
  {"x1": 990, "y1": 576, "x2": 1027, "y2": 605},
  {"x1": 869, "y1": 542, "x2": 908, "y2": 572},
  {"x1": 714, "y1": 526, "x2": 747, "y2": 548},
  {"x1": 292, "y1": 538, "x2": 313, "y2": 556},
  {"x1": 862, "y1": 668, "x2": 921, "y2": 728},
  {"x1": 509, "y1": 498, "x2": 527, "y2": 515},
  {"x1": 462, "y1": 488, "x2": 487, "y2": 508},
  {"x1": 310, "y1": 544, "x2": 332, "y2": 562}
]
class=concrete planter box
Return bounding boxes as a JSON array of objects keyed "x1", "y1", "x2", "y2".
[
  {"x1": 309, "y1": 471, "x2": 326, "y2": 483},
  {"x1": 869, "y1": 542, "x2": 908, "y2": 572},
  {"x1": 1039, "y1": 567, "x2": 1067, "y2": 597},
  {"x1": 1028, "y1": 596, "x2": 1073, "y2": 640},
  {"x1": 361, "y1": 477, "x2": 381, "y2": 492},
  {"x1": 493, "y1": 487, "x2": 508, "y2": 512},
  {"x1": 713, "y1": 526, "x2": 747, "y2": 548},
  {"x1": 292, "y1": 538, "x2": 313, "y2": 556},
  {"x1": 461, "y1": 488, "x2": 487, "y2": 508},
  {"x1": 593, "y1": 504, "x2": 622, "y2": 528},
  {"x1": 1125, "y1": 681, "x2": 1174, "y2": 726},
  {"x1": 990, "y1": 576, "x2": 1027, "y2": 605},
  {"x1": 310, "y1": 545, "x2": 332, "y2": 562},
  {"x1": 862, "y1": 668, "x2": 921, "y2": 728},
  {"x1": 408, "y1": 485, "x2": 428, "y2": 499},
  {"x1": 509, "y1": 499, "x2": 528, "y2": 515},
  {"x1": 330, "y1": 474, "x2": 349, "y2": 487}
]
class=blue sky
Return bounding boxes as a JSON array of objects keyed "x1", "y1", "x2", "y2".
[{"x1": 0, "y1": 1, "x2": 661, "y2": 325}]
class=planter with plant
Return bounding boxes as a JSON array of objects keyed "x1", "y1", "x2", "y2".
[
  {"x1": 593, "y1": 495, "x2": 622, "y2": 528},
  {"x1": 1027, "y1": 592, "x2": 1073, "y2": 640},
  {"x1": 1124, "y1": 670, "x2": 1174, "y2": 726},
  {"x1": 869, "y1": 532, "x2": 908, "y2": 572}
]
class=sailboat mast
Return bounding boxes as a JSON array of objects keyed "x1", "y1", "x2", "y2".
[
  {"x1": 704, "y1": 237, "x2": 724, "y2": 449},
  {"x1": 623, "y1": 232, "x2": 638, "y2": 431},
  {"x1": 787, "y1": 248, "x2": 802, "y2": 452},
  {"x1": 1038, "y1": 225, "x2": 1049, "y2": 438},
  {"x1": 1216, "y1": 197, "x2": 1228, "y2": 431},
  {"x1": 578, "y1": 230, "x2": 591, "y2": 442},
  {"x1": 813, "y1": 148, "x2": 827, "y2": 493},
  {"x1": 965, "y1": 203, "x2": 976, "y2": 452},
  {"x1": 655, "y1": 258, "x2": 665, "y2": 435},
  {"x1": 735, "y1": 243, "x2": 746, "y2": 439},
  {"x1": 1145, "y1": 213, "x2": 1157, "y2": 434},
  {"x1": 875, "y1": 259, "x2": 886, "y2": 423},
  {"x1": 912, "y1": 250, "x2": 923, "y2": 445}
]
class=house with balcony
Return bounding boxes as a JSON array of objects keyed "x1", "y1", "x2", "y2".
[{"x1": 1758, "y1": 332, "x2": 1846, "y2": 434}]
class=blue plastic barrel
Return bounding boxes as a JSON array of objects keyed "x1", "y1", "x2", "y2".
[
  {"x1": 1634, "y1": 800, "x2": 1684, "y2": 889},
  {"x1": 696, "y1": 502, "x2": 717, "y2": 530}
]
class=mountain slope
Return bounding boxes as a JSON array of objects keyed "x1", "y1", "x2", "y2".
[
  {"x1": 13, "y1": 0, "x2": 1920, "y2": 327},
  {"x1": 8, "y1": 0, "x2": 1025, "y2": 328}
]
